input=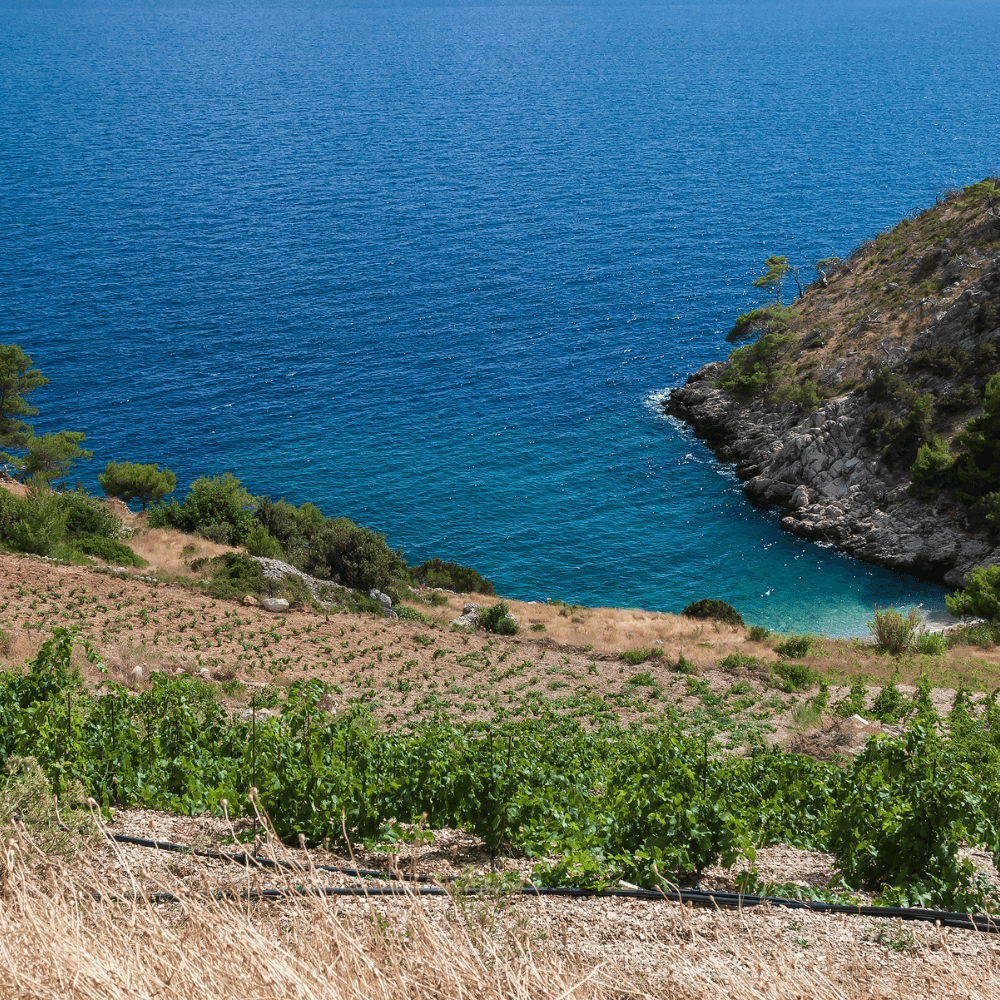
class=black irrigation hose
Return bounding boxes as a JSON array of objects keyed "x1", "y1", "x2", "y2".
[
  {"x1": 109, "y1": 832, "x2": 454, "y2": 883},
  {"x1": 107, "y1": 833, "x2": 1000, "y2": 934}
]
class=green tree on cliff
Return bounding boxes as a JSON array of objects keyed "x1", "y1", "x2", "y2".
[
  {"x1": 753, "y1": 255, "x2": 790, "y2": 305},
  {"x1": 99, "y1": 461, "x2": 177, "y2": 511},
  {"x1": 20, "y1": 431, "x2": 92, "y2": 483},
  {"x1": 0, "y1": 345, "x2": 48, "y2": 460}
]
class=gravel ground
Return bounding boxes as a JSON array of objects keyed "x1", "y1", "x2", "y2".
[{"x1": 68, "y1": 806, "x2": 1000, "y2": 995}]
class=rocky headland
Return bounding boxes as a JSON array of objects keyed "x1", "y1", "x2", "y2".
[{"x1": 666, "y1": 182, "x2": 1000, "y2": 588}]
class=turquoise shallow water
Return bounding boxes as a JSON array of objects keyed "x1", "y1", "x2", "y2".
[{"x1": 2, "y1": 0, "x2": 999, "y2": 635}]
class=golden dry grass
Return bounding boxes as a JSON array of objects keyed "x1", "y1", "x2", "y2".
[
  {"x1": 422, "y1": 591, "x2": 749, "y2": 664},
  {"x1": 3, "y1": 811, "x2": 1000, "y2": 1000},
  {"x1": 126, "y1": 527, "x2": 239, "y2": 579}
]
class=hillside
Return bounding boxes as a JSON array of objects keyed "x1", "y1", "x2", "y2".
[
  {"x1": 2, "y1": 485, "x2": 1000, "y2": 993},
  {"x1": 667, "y1": 179, "x2": 1000, "y2": 587}
]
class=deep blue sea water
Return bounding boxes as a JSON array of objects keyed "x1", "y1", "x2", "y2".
[{"x1": 2, "y1": 0, "x2": 1000, "y2": 635}]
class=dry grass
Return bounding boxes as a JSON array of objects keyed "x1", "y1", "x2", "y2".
[
  {"x1": 423, "y1": 591, "x2": 749, "y2": 664},
  {"x1": 3, "y1": 810, "x2": 1000, "y2": 999},
  {"x1": 126, "y1": 527, "x2": 238, "y2": 580}
]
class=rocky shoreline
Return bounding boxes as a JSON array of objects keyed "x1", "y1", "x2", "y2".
[{"x1": 666, "y1": 255, "x2": 1000, "y2": 589}]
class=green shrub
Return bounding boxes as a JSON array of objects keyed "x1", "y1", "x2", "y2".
[
  {"x1": 71, "y1": 534, "x2": 147, "y2": 567},
  {"x1": 863, "y1": 406, "x2": 895, "y2": 442},
  {"x1": 909, "y1": 344, "x2": 969, "y2": 377},
  {"x1": 773, "y1": 634, "x2": 814, "y2": 659},
  {"x1": 680, "y1": 599, "x2": 745, "y2": 628},
  {"x1": 936, "y1": 383, "x2": 981, "y2": 413},
  {"x1": 618, "y1": 648, "x2": 663, "y2": 666},
  {"x1": 909, "y1": 437, "x2": 955, "y2": 495},
  {"x1": 947, "y1": 622, "x2": 1000, "y2": 648},
  {"x1": 301, "y1": 518, "x2": 405, "y2": 594},
  {"x1": 9, "y1": 490, "x2": 68, "y2": 556},
  {"x1": 626, "y1": 671, "x2": 656, "y2": 687},
  {"x1": 863, "y1": 369, "x2": 908, "y2": 403},
  {"x1": 773, "y1": 661, "x2": 817, "y2": 692},
  {"x1": 411, "y1": 558, "x2": 495, "y2": 596},
  {"x1": 55, "y1": 490, "x2": 121, "y2": 538},
  {"x1": 396, "y1": 605, "x2": 429, "y2": 624},
  {"x1": 969, "y1": 492, "x2": 1000, "y2": 537},
  {"x1": 714, "y1": 331, "x2": 797, "y2": 401},
  {"x1": 914, "y1": 632, "x2": 946, "y2": 656},
  {"x1": 880, "y1": 393, "x2": 934, "y2": 469},
  {"x1": 253, "y1": 498, "x2": 326, "y2": 562},
  {"x1": 0, "y1": 488, "x2": 29, "y2": 541},
  {"x1": 867, "y1": 606, "x2": 921, "y2": 655},
  {"x1": 148, "y1": 472, "x2": 257, "y2": 545},
  {"x1": 747, "y1": 625, "x2": 771, "y2": 642},
  {"x1": 718, "y1": 652, "x2": 759, "y2": 673},
  {"x1": 478, "y1": 600, "x2": 518, "y2": 635},
  {"x1": 204, "y1": 553, "x2": 268, "y2": 602},
  {"x1": 244, "y1": 523, "x2": 284, "y2": 559},
  {"x1": 675, "y1": 652, "x2": 695, "y2": 674},
  {"x1": 952, "y1": 374, "x2": 1000, "y2": 511}
]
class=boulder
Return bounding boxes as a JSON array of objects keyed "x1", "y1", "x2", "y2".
[
  {"x1": 243, "y1": 595, "x2": 259, "y2": 606},
  {"x1": 450, "y1": 603, "x2": 481, "y2": 628},
  {"x1": 260, "y1": 597, "x2": 290, "y2": 613},
  {"x1": 369, "y1": 589, "x2": 397, "y2": 619}
]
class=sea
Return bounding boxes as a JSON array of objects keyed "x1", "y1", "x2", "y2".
[{"x1": 2, "y1": 0, "x2": 999, "y2": 636}]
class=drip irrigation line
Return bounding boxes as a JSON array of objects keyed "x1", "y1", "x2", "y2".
[
  {"x1": 108, "y1": 832, "x2": 453, "y2": 883},
  {"x1": 106, "y1": 833, "x2": 1000, "y2": 934}
]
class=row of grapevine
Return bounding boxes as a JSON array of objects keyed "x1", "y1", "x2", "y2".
[{"x1": 3, "y1": 628, "x2": 1000, "y2": 912}]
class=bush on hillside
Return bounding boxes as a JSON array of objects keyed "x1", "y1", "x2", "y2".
[
  {"x1": 301, "y1": 517, "x2": 405, "y2": 595},
  {"x1": 773, "y1": 660, "x2": 817, "y2": 692},
  {"x1": 253, "y1": 497, "x2": 326, "y2": 562},
  {"x1": 478, "y1": 600, "x2": 518, "y2": 636},
  {"x1": 8, "y1": 490, "x2": 68, "y2": 556},
  {"x1": 71, "y1": 534, "x2": 147, "y2": 567},
  {"x1": 411, "y1": 558, "x2": 495, "y2": 596},
  {"x1": 867, "y1": 605, "x2": 921, "y2": 655},
  {"x1": 55, "y1": 490, "x2": 122, "y2": 539},
  {"x1": 773, "y1": 634, "x2": 815, "y2": 659},
  {"x1": 714, "y1": 331, "x2": 797, "y2": 402},
  {"x1": 148, "y1": 473, "x2": 257, "y2": 545},
  {"x1": 244, "y1": 522, "x2": 284, "y2": 559},
  {"x1": 680, "y1": 599, "x2": 745, "y2": 628},
  {"x1": 203, "y1": 553, "x2": 268, "y2": 602},
  {"x1": 718, "y1": 652, "x2": 759, "y2": 673}
]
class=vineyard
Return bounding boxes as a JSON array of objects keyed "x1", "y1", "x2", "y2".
[{"x1": 6, "y1": 626, "x2": 1000, "y2": 915}]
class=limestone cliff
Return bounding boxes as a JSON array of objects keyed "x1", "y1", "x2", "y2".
[{"x1": 666, "y1": 182, "x2": 1000, "y2": 588}]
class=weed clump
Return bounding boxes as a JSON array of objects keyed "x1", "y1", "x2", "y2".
[
  {"x1": 478, "y1": 600, "x2": 518, "y2": 636},
  {"x1": 867, "y1": 606, "x2": 922, "y2": 656},
  {"x1": 71, "y1": 534, "x2": 147, "y2": 567},
  {"x1": 718, "y1": 652, "x2": 759, "y2": 673},
  {"x1": 618, "y1": 648, "x2": 663, "y2": 666},
  {"x1": 773, "y1": 661, "x2": 817, "y2": 692},
  {"x1": 773, "y1": 634, "x2": 815, "y2": 659}
]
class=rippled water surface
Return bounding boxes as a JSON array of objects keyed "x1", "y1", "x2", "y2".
[{"x1": 2, "y1": 0, "x2": 999, "y2": 634}]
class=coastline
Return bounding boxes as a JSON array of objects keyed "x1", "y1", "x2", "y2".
[{"x1": 666, "y1": 243, "x2": 1000, "y2": 591}]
